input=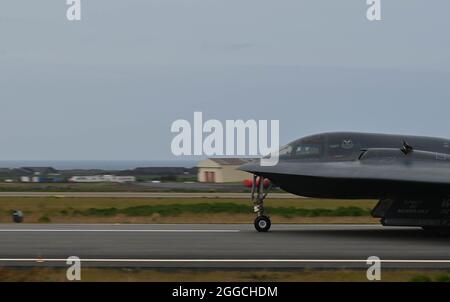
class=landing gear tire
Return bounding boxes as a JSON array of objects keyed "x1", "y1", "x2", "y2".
[{"x1": 254, "y1": 216, "x2": 271, "y2": 232}]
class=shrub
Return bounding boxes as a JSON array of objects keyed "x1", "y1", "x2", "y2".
[
  {"x1": 435, "y1": 275, "x2": 450, "y2": 282},
  {"x1": 38, "y1": 215, "x2": 51, "y2": 223},
  {"x1": 73, "y1": 204, "x2": 371, "y2": 218},
  {"x1": 409, "y1": 275, "x2": 432, "y2": 282}
]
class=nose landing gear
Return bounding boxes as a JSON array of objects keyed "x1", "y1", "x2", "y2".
[
  {"x1": 251, "y1": 174, "x2": 272, "y2": 232},
  {"x1": 254, "y1": 215, "x2": 271, "y2": 232}
]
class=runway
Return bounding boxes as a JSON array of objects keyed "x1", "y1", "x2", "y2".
[
  {"x1": 0, "y1": 192, "x2": 298, "y2": 199},
  {"x1": 1, "y1": 224, "x2": 450, "y2": 269}
]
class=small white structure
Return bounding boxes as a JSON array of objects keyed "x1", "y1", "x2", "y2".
[
  {"x1": 197, "y1": 158, "x2": 253, "y2": 183},
  {"x1": 20, "y1": 176, "x2": 31, "y2": 183},
  {"x1": 69, "y1": 175, "x2": 136, "y2": 183}
]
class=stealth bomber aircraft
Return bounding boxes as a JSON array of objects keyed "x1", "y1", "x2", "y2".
[{"x1": 239, "y1": 132, "x2": 450, "y2": 234}]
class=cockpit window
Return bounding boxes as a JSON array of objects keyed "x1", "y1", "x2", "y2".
[
  {"x1": 278, "y1": 136, "x2": 325, "y2": 160},
  {"x1": 278, "y1": 145, "x2": 293, "y2": 159},
  {"x1": 292, "y1": 144, "x2": 322, "y2": 159},
  {"x1": 327, "y1": 137, "x2": 359, "y2": 160}
]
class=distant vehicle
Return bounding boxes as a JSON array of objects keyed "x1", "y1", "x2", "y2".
[
  {"x1": 240, "y1": 132, "x2": 450, "y2": 234},
  {"x1": 151, "y1": 180, "x2": 161, "y2": 183}
]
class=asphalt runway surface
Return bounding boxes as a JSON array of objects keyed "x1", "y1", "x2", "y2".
[
  {"x1": 0, "y1": 192, "x2": 298, "y2": 199},
  {"x1": 1, "y1": 224, "x2": 450, "y2": 269}
]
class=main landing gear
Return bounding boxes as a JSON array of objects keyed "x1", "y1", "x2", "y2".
[{"x1": 251, "y1": 174, "x2": 272, "y2": 232}]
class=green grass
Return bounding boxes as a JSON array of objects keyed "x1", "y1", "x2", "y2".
[
  {"x1": 0, "y1": 182, "x2": 252, "y2": 193},
  {"x1": 0, "y1": 182, "x2": 133, "y2": 192},
  {"x1": 38, "y1": 215, "x2": 51, "y2": 223},
  {"x1": 0, "y1": 196, "x2": 377, "y2": 211},
  {"x1": 71, "y1": 203, "x2": 371, "y2": 218},
  {"x1": 409, "y1": 274, "x2": 450, "y2": 282},
  {"x1": 1, "y1": 268, "x2": 450, "y2": 282},
  {"x1": 409, "y1": 275, "x2": 432, "y2": 282},
  {"x1": 0, "y1": 196, "x2": 378, "y2": 223},
  {"x1": 435, "y1": 274, "x2": 450, "y2": 282}
]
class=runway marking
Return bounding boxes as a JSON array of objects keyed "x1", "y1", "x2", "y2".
[
  {"x1": 0, "y1": 229, "x2": 240, "y2": 233},
  {"x1": 0, "y1": 224, "x2": 383, "y2": 226},
  {"x1": 1, "y1": 258, "x2": 450, "y2": 264}
]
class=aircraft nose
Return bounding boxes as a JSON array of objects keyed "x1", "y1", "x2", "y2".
[{"x1": 238, "y1": 161, "x2": 261, "y2": 173}]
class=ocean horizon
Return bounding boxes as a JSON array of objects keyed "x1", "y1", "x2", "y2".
[{"x1": 0, "y1": 160, "x2": 199, "y2": 170}]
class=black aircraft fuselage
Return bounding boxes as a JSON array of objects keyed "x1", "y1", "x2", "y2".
[{"x1": 239, "y1": 132, "x2": 450, "y2": 229}]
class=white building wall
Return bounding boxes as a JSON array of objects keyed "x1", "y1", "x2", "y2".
[
  {"x1": 197, "y1": 159, "x2": 251, "y2": 183},
  {"x1": 69, "y1": 175, "x2": 136, "y2": 183},
  {"x1": 198, "y1": 167, "x2": 223, "y2": 183},
  {"x1": 220, "y1": 166, "x2": 251, "y2": 183}
]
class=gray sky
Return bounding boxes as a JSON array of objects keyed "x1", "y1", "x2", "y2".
[{"x1": 1, "y1": 0, "x2": 450, "y2": 160}]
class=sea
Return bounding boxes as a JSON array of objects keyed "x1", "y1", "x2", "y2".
[{"x1": 0, "y1": 160, "x2": 199, "y2": 170}]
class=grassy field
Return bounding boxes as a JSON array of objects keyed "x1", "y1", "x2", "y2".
[
  {"x1": 0, "y1": 183, "x2": 139, "y2": 192},
  {"x1": 0, "y1": 183, "x2": 251, "y2": 193},
  {"x1": 0, "y1": 197, "x2": 378, "y2": 224},
  {"x1": 1, "y1": 267, "x2": 449, "y2": 282}
]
